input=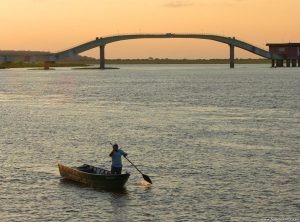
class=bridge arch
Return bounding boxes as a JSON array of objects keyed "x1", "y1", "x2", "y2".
[{"x1": 51, "y1": 34, "x2": 282, "y2": 69}]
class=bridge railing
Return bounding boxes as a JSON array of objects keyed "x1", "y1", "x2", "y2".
[
  {"x1": 54, "y1": 33, "x2": 228, "y2": 55},
  {"x1": 99, "y1": 32, "x2": 232, "y2": 38}
]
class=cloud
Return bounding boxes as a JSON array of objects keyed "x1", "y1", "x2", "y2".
[
  {"x1": 164, "y1": 0, "x2": 248, "y2": 8},
  {"x1": 164, "y1": 0, "x2": 194, "y2": 7}
]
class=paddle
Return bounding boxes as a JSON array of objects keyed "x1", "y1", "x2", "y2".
[
  {"x1": 123, "y1": 156, "x2": 152, "y2": 184},
  {"x1": 109, "y1": 143, "x2": 152, "y2": 184}
]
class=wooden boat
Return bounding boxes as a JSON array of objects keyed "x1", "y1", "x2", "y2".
[{"x1": 58, "y1": 163, "x2": 130, "y2": 189}]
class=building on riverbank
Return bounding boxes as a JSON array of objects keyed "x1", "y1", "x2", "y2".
[{"x1": 266, "y1": 43, "x2": 300, "y2": 67}]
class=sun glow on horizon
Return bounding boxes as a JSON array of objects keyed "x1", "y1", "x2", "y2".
[{"x1": 1, "y1": 0, "x2": 299, "y2": 59}]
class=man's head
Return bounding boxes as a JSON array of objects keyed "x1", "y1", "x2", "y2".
[{"x1": 113, "y1": 143, "x2": 119, "y2": 151}]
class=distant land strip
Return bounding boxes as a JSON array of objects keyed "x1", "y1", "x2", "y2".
[
  {"x1": 106, "y1": 58, "x2": 270, "y2": 64},
  {"x1": 0, "y1": 59, "x2": 270, "y2": 69},
  {"x1": 0, "y1": 50, "x2": 271, "y2": 68}
]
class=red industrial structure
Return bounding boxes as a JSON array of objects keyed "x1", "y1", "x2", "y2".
[{"x1": 266, "y1": 43, "x2": 300, "y2": 67}]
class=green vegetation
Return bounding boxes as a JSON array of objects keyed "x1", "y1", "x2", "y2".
[
  {"x1": 0, "y1": 61, "x2": 90, "y2": 69},
  {"x1": 0, "y1": 58, "x2": 271, "y2": 69},
  {"x1": 0, "y1": 50, "x2": 271, "y2": 68}
]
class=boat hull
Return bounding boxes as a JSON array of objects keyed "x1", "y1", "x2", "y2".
[{"x1": 58, "y1": 163, "x2": 130, "y2": 189}]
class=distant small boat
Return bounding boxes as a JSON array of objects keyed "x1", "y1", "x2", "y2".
[{"x1": 58, "y1": 163, "x2": 130, "y2": 189}]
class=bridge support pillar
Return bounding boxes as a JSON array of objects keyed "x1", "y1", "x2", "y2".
[
  {"x1": 271, "y1": 59, "x2": 275, "y2": 67},
  {"x1": 229, "y1": 44, "x2": 234, "y2": 68},
  {"x1": 291, "y1": 59, "x2": 297, "y2": 67},
  {"x1": 100, "y1": 45, "x2": 105, "y2": 69},
  {"x1": 286, "y1": 59, "x2": 291, "y2": 67}
]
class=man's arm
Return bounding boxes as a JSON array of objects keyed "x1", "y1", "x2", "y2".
[
  {"x1": 109, "y1": 150, "x2": 114, "y2": 157},
  {"x1": 120, "y1": 149, "x2": 127, "y2": 157}
]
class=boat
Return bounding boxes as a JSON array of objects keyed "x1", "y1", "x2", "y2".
[{"x1": 58, "y1": 163, "x2": 130, "y2": 189}]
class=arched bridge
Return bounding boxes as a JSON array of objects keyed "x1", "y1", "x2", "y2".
[
  {"x1": 1, "y1": 34, "x2": 283, "y2": 69},
  {"x1": 53, "y1": 34, "x2": 283, "y2": 69}
]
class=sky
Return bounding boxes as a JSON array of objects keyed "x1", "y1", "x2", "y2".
[{"x1": 1, "y1": 0, "x2": 299, "y2": 59}]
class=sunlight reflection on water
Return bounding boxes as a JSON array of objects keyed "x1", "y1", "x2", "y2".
[{"x1": 0, "y1": 65, "x2": 299, "y2": 221}]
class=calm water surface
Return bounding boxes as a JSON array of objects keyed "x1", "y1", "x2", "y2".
[{"x1": 0, "y1": 64, "x2": 299, "y2": 221}]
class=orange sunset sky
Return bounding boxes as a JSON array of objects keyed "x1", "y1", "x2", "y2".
[{"x1": 1, "y1": 0, "x2": 299, "y2": 59}]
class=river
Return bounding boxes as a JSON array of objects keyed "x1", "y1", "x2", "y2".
[{"x1": 0, "y1": 64, "x2": 299, "y2": 221}]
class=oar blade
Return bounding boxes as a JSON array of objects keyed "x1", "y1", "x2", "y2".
[{"x1": 142, "y1": 174, "x2": 152, "y2": 184}]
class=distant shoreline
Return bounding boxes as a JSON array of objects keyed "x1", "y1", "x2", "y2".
[
  {"x1": 0, "y1": 59, "x2": 270, "y2": 69},
  {"x1": 106, "y1": 58, "x2": 270, "y2": 64}
]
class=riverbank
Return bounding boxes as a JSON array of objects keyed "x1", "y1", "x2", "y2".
[
  {"x1": 0, "y1": 61, "x2": 89, "y2": 69},
  {"x1": 0, "y1": 59, "x2": 271, "y2": 69},
  {"x1": 106, "y1": 58, "x2": 271, "y2": 64}
]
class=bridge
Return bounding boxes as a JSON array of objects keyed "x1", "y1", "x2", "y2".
[{"x1": 0, "y1": 33, "x2": 283, "y2": 69}]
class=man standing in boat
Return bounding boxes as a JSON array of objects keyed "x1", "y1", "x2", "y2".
[{"x1": 109, "y1": 143, "x2": 128, "y2": 174}]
